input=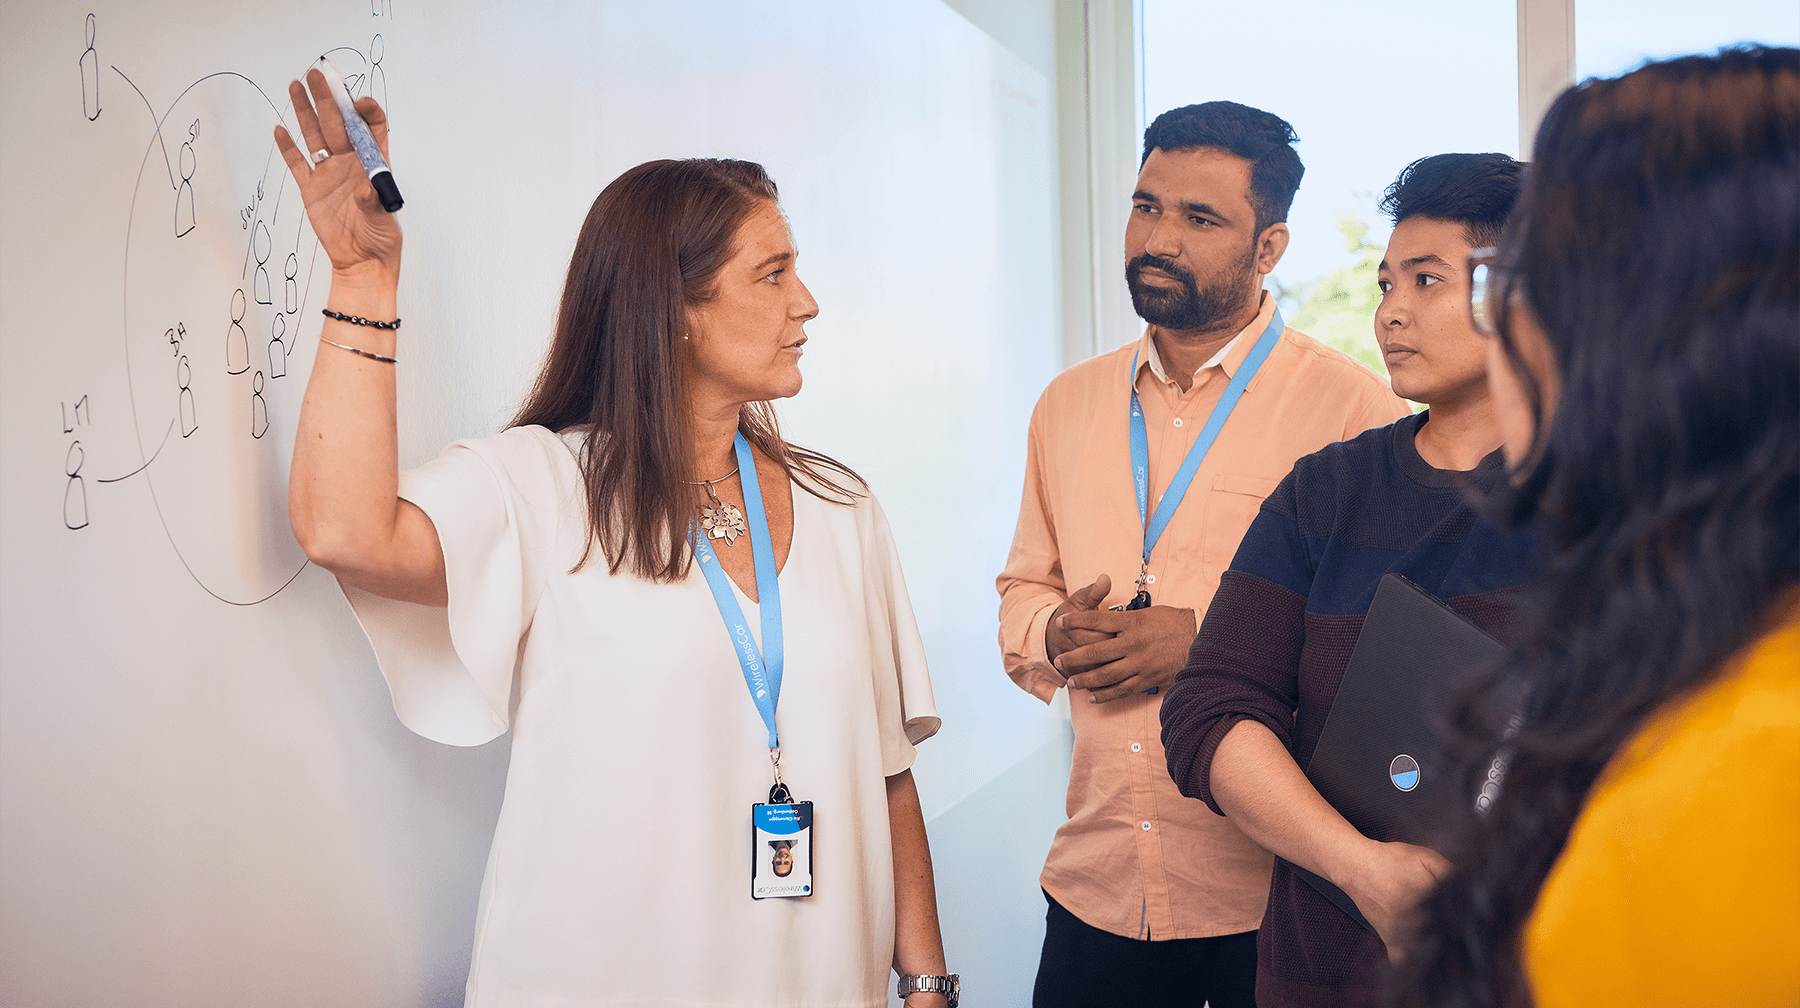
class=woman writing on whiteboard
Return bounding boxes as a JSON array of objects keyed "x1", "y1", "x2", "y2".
[{"x1": 274, "y1": 69, "x2": 956, "y2": 1007}]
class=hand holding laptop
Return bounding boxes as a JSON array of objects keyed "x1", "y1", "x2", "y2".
[{"x1": 1331, "y1": 837, "x2": 1451, "y2": 962}]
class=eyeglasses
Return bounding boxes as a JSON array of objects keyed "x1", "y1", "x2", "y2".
[{"x1": 1469, "y1": 247, "x2": 1502, "y2": 337}]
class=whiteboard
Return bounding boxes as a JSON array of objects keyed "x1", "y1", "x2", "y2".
[{"x1": 1, "y1": 1, "x2": 1065, "y2": 1005}]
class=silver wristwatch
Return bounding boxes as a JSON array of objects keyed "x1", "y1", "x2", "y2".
[{"x1": 897, "y1": 973, "x2": 960, "y2": 1006}]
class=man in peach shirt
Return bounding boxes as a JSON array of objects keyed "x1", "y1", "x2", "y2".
[{"x1": 997, "y1": 102, "x2": 1408, "y2": 1006}]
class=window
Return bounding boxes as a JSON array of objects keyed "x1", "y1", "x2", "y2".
[
  {"x1": 1576, "y1": 0, "x2": 1797, "y2": 80},
  {"x1": 1142, "y1": 0, "x2": 1517, "y2": 372},
  {"x1": 1141, "y1": 0, "x2": 1793, "y2": 373}
]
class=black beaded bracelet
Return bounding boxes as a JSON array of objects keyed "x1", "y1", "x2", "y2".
[{"x1": 321, "y1": 308, "x2": 402, "y2": 330}]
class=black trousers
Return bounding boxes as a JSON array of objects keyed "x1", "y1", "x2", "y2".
[{"x1": 1032, "y1": 890, "x2": 1258, "y2": 1008}]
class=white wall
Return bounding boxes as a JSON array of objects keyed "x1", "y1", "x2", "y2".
[{"x1": 0, "y1": 1, "x2": 1074, "y2": 1003}]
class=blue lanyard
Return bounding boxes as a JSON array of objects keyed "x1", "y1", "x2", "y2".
[
  {"x1": 692, "y1": 433, "x2": 785, "y2": 751},
  {"x1": 1130, "y1": 308, "x2": 1285, "y2": 575}
]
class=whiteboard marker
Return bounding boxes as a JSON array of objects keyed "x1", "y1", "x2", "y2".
[{"x1": 315, "y1": 56, "x2": 403, "y2": 212}]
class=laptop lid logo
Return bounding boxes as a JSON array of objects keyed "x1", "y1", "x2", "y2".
[{"x1": 1389, "y1": 754, "x2": 1420, "y2": 792}]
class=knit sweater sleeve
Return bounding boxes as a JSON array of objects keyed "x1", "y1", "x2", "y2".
[{"x1": 1161, "y1": 464, "x2": 1320, "y2": 816}]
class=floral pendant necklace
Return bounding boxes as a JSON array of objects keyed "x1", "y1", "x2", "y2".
[{"x1": 691, "y1": 466, "x2": 747, "y2": 546}]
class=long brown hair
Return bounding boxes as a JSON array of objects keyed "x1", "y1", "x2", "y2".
[{"x1": 512, "y1": 159, "x2": 861, "y2": 582}]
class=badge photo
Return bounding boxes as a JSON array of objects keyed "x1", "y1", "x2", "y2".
[{"x1": 751, "y1": 801, "x2": 813, "y2": 899}]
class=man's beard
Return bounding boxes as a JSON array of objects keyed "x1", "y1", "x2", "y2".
[{"x1": 1126, "y1": 246, "x2": 1257, "y2": 331}]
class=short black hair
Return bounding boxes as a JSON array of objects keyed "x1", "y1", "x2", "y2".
[
  {"x1": 1140, "y1": 101, "x2": 1304, "y2": 237},
  {"x1": 1378, "y1": 152, "x2": 1524, "y2": 249}
]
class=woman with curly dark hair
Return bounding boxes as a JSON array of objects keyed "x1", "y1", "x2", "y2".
[{"x1": 1390, "y1": 45, "x2": 1799, "y2": 1008}]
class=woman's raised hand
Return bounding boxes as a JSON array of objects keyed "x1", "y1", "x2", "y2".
[{"x1": 273, "y1": 68, "x2": 401, "y2": 279}]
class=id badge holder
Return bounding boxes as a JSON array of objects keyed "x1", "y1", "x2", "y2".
[
  {"x1": 1109, "y1": 565, "x2": 1153, "y2": 613},
  {"x1": 1108, "y1": 590, "x2": 1152, "y2": 612},
  {"x1": 751, "y1": 783, "x2": 813, "y2": 900}
]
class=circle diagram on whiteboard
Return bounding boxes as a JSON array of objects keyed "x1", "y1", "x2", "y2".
[{"x1": 115, "y1": 55, "x2": 370, "y2": 605}]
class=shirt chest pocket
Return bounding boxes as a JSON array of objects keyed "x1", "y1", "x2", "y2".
[{"x1": 1203, "y1": 473, "x2": 1282, "y2": 576}]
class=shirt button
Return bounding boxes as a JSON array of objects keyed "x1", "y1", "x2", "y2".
[
  {"x1": 1130, "y1": 742, "x2": 1142, "y2": 753},
  {"x1": 1145, "y1": 574, "x2": 1157, "y2": 585},
  {"x1": 1172, "y1": 417, "x2": 1184, "y2": 428},
  {"x1": 1141, "y1": 821, "x2": 1153, "y2": 831}
]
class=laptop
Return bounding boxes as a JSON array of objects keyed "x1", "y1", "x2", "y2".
[{"x1": 1291, "y1": 572, "x2": 1508, "y2": 933}]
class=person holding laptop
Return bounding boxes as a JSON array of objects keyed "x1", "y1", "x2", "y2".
[
  {"x1": 1393, "y1": 46, "x2": 1797, "y2": 1008},
  {"x1": 1159, "y1": 153, "x2": 1529, "y2": 1007}
]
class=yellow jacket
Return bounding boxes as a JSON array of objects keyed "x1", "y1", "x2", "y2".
[{"x1": 1526, "y1": 602, "x2": 1800, "y2": 1006}]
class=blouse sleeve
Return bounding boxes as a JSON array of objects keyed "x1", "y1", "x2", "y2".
[
  {"x1": 339, "y1": 427, "x2": 574, "y2": 747},
  {"x1": 858, "y1": 492, "x2": 941, "y2": 776}
]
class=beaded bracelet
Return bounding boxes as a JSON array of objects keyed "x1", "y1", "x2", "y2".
[
  {"x1": 319, "y1": 337, "x2": 397, "y2": 364},
  {"x1": 321, "y1": 308, "x2": 402, "y2": 330}
]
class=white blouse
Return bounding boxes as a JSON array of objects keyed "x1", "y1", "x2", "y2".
[{"x1": 342, "y1": 426, "x2": 940, "y2": 1008}]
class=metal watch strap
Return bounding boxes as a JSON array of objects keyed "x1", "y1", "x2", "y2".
[{"x1": 897, "y1": 973, "x2": 960, "y2": 1006}]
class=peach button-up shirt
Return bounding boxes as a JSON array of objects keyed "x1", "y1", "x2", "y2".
[{"x1": 997, "y1": 293, "x2": 1409, "y2": 939}]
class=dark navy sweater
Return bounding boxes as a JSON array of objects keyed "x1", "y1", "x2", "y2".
[{"x1": 1160, "y1": 411, "x2": 1531, "y2": 1008}]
